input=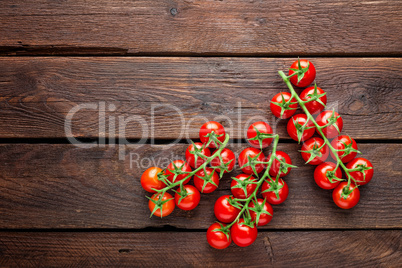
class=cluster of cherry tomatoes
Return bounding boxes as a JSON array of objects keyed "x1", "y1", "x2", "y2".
[
  {"x1": 273, "y1": 59, "x2": 374, "y2": 209},
  {"x1": 207, "y1": 122, "x2": 294, "y2": 249},
  {"x1": 141, "y1": 121, "x2": 234, "y2": 217}
]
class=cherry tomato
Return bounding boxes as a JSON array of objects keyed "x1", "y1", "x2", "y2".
[
  {"x1": 286, "y1": 114, "x2": 315, "y2": 142},
  {"x1": 289, "y1": 59, "x2": 316, "y2": 88},
  {"x1": 270, "y1": 92, "x2": 298, "y2": 119},
  {"x1": 300, "y1": 86, "x2": 327, "y2": 114},
  {"x1": 332, "y1": 182, "x2": 360, "y2": 209},
  {"x1": 330, "y1": 135, "x2": 358, "y2": 163},
  {"x1": 185, "y1": 142, "x2": 211, "y2": 168},
  {"x1": 194, "y1": 167, "x2": 219, "y2": 193},
  {"x1": 316, "y1": 110, "x2": 343, "y2": 139},
  {"x1": 230, "y1": 174, "x2": 257, "y2": 199},
  {"x1": 247, "y1": 121, "x2": 273, "y2": 149},
  {"x1": 267, "y1": 151, "x2": 293, "y2": 177},
  {"x1": 314, "y1": 162, "x2": 342, "y2": 190},
  {"x1": 211, "y1": 148, "x2": 236, "y2": 173},
  {"x1": 206, "y1": 222, "x2": 232, "y2": 249},
  {"x1": 346, "y1": 157, "x2": 374, "y2": 186},
  {"x1": 141, "y1": 167, "x2": 165, "y2": 193},
  {"x1": 148, "y1": 192, "x2": 175, "y2": 218},
  {"x1": 199, "y1": 121, "x2": 226, "y2": 148},
  {"x1": 214, "y1": 195, "x2": 240, "y2": 223},
  {"x1": 301, "y1": 137, "x2": 329, "y2": 165},
  {"x1": 238, "y1": 147, "x2": 265, "y2": 175},
  {"x1": 175, "y1": 185, "x2": 201, "y2": 211},
  {"x1": 261, "y1": 178, "x2": 289, "y2": 205},
  {"x1": 165, "y1": 160, "x2": 192, "y2": 184},
  {"x1": 249, "y1": 198, "x2": 273, "y2": 226},
  {"x1": 231, "y1": 219, "x2": 258, "y2": 247}
]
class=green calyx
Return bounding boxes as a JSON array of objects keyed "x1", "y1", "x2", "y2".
[
  {"x1": 247, "y1": 126, "x2": 275, "y2": 150},
  {"x1": 271, "y1": 92, "x2": 298, "y2": 118},
  {"x1": 203, "y1": 131, "x2": 225, "y2": 148},
  {"x1": 302, "y1": 83, "x2": 327, "y2": 107},
  {"x1": 212, "y1": 222, "x2": 231, "y2": 241},
  {"x1": 231, "y1": 175, "x2": 257, "y2": 198},
  {"x1": 238, "y1": 152, "x2": 265, "y2": 177},
  {"x1": 248, "y1": 198, "x2": 272, "y2": 225},
  {"x1": 299, "y1": 140, "x2": 326, "y2": 164},
  {"x1": 146, "y1": 194, "x2": 174, "y2": 218},
  {"x1": 288, "y1": 57, "x2": 310, "y2": 83}
]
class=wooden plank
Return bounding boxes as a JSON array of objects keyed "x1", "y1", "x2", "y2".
[
  {"x1": 0, "y1": 143, "x2": 400, "y2": 229},
  {"x1": 0, "y1": 231, "x2": 400, "y2": 267},
  {"x1": 0, "y1": 1, "x2": 401, "y2": 55},
  {"x1": 0, "y1": 57, "x2": 401, "y2": 139}
]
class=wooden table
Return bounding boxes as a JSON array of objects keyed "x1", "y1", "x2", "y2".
[{"x1": 0, "y1": 1, "x2": 401, "y2": 267}]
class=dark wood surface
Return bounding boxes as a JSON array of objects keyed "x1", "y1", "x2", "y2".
[
  {"x1": 1, "y1": 1, "x2": 401, "y2": 56},
  {"x1": 0, "y1": 143, "x2": 400, "y2": 229},
  {"x1": 0, "y1": 0, "x2": 401, "y2": 266},
  {"x1": 0, "y1": 231, "x2": 400, "y2": 267},
  {"x1": 0, "y1": 57, "x2": 401, "y2": 139}
]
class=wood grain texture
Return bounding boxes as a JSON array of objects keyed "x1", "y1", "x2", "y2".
[
  {"x1": 0, "y1": 143, "x2": 400, "y2": 229},
  {"x1": 0, "y1": 57, "x2": 401, "y2": 139},
  {"x1": 0, "y1": 231, "x2": 400, "y2": 267},
  {"x1": 0, "y1": 0, "x2": 401, "y2": 55}
]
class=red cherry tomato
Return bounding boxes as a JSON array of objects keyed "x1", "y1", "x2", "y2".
[
  {"x1": 231, "y1": 219, "x2": 258, "y2": 247},
  {"x1": 230, "y1": 174, "x2": 257, "y2": 199},
  {"x1": 316, "y1": 110, "x2": 344, "y2": 139},
  {"x1": 249, "y1": 199, "x2": 273, "y2": 226},
  {"x1": 332, "y1": 182, "x2": 360, "y2": 209},
  {"x1": 330, "y1": 135, "x2": 358, "y2": 163},
  {"x1": 247, "y1": 121, "x2": 273, "y2": 149},
  {"x1": 261, "y1": 178, "x2": 289, "y2": 205},
  {"x1": 206, "y1": 222, "x2": 232, "y2": 249},
  {"x1": 238, "y1": 147, "x2": 265, "y2": 175},
  {"x1": 148, "y1": 192, "x2": 175, "y2": 218},
  {"x1": 346, "y1": 157, "x2": 374, "y2": 186},
  {"x1": 194, "y1": 167, "x2": 219, "y2": 193},
  {"x1": 141, "y1": 167, "x2": 165, "y2": 193},
  {"x1": 214, "y1": 195, "x2": 240, "y2": 223},
  {"x1": 300, "y1": 86, "x2": 327, "y2": 114},
  {"x1": 314, "y1": 162, "x2": 342, "y2": 190},
  {"x1": 199, "y1": 121, "x2": 226, "y2": 148},
  {"x1": 175, "y1": 185, "x2": 201, "y2": 211},
  {"x1": 185, "y1": 142, "x2": 211, "y2": 168},
  {"x1": 289, "y1": 59, "x2": 316, "y2": 88},
  {"x1": 211, "y1": 148, "x2": 236, "y2": 173},
  {"x1": 301, "y1": 137, "x2": 329, "y2": 165},
  {"x1": 270, "y1": 92, "x2": 298, "y2": 119},
  {"x1": 286, "y1": 114, "x2": 315, "y2": 142},
  {"x1": 165, "y1": 160, "x2": 192, "y2": 184},
  {"x1": 267, "y1": 151, "x2": 293, "y2": 177}
]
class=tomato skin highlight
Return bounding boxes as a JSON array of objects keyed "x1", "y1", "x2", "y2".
[
  {"x1": 231, "y1": 219, "x2": 258, "y2": 247},
  {"x1": 300, "y1": 86, "x2": 327, "y2": 114},
  {"x1": 211, "y1": 148, "x2": 236, "y2": 173},
  {"x1": 261, "y1": 178, "x2": 289, "y2": 205},
  {"x1": 314, "y1": 162, "x2": 342, "y2": 190},
  {"x1": 332, "y1": 182, "x2": 360, "y2": 209},
  {"x1": 249, "y1": 199, "x2": 273, "y2": 226},
  {"x1": 247, "y1": 121, "x2": 273, "y2": 148},
  {"x1": 270, "y1": 92, "x2": 298, "y2": 119},
  {"x1": 286, "y1": 114, "x2": 315, "y2": 142},
  {"x1": 214, "y1": 195, "x2": 240, "y2": 223},
  {"x1": 206, "y1": 223, "x2": 232, "y2": 249},
  {"x1": 230, "y1": 174, "x2": 257, "y2": 199},
  {"x1": 346, "y1": 157, "x2": 374, "y2": 186},
  {"x1": 194, "y1": 167, "x2": 219, "y2": 194},
  {"x1": 330, "y1": 135, "x2": 358, "y2": 163},
  {"x1": 316, "y1": 110, "x2": 344, "y2": 139},
  {"x1": 301, "y1": 137, "x2": 329, "y2": 165},
  {"x1": 185, "y1": 142, "x2": 211, "y2": 168},
  {"x1": 268, "y1": 151, "x2": 292, "y2": 177},
  {"x1": 148, "y1": 192, "x2": 175, "y2": 218},
  {"x1": 199, "y1": 121, "x2": 226, "y2": 148},
  {"x1": 141, "y1": 167, "x2": 165, "y2": 193},
  {"x1": 165, "y1": 160, "x2": 192, "y2": 184},
  {"x1": 238, "y1": 147, "x2": 266, "y2": 175},
  {"x1": 175, "y1": 185, "x2": 201, "y2": 211}
]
